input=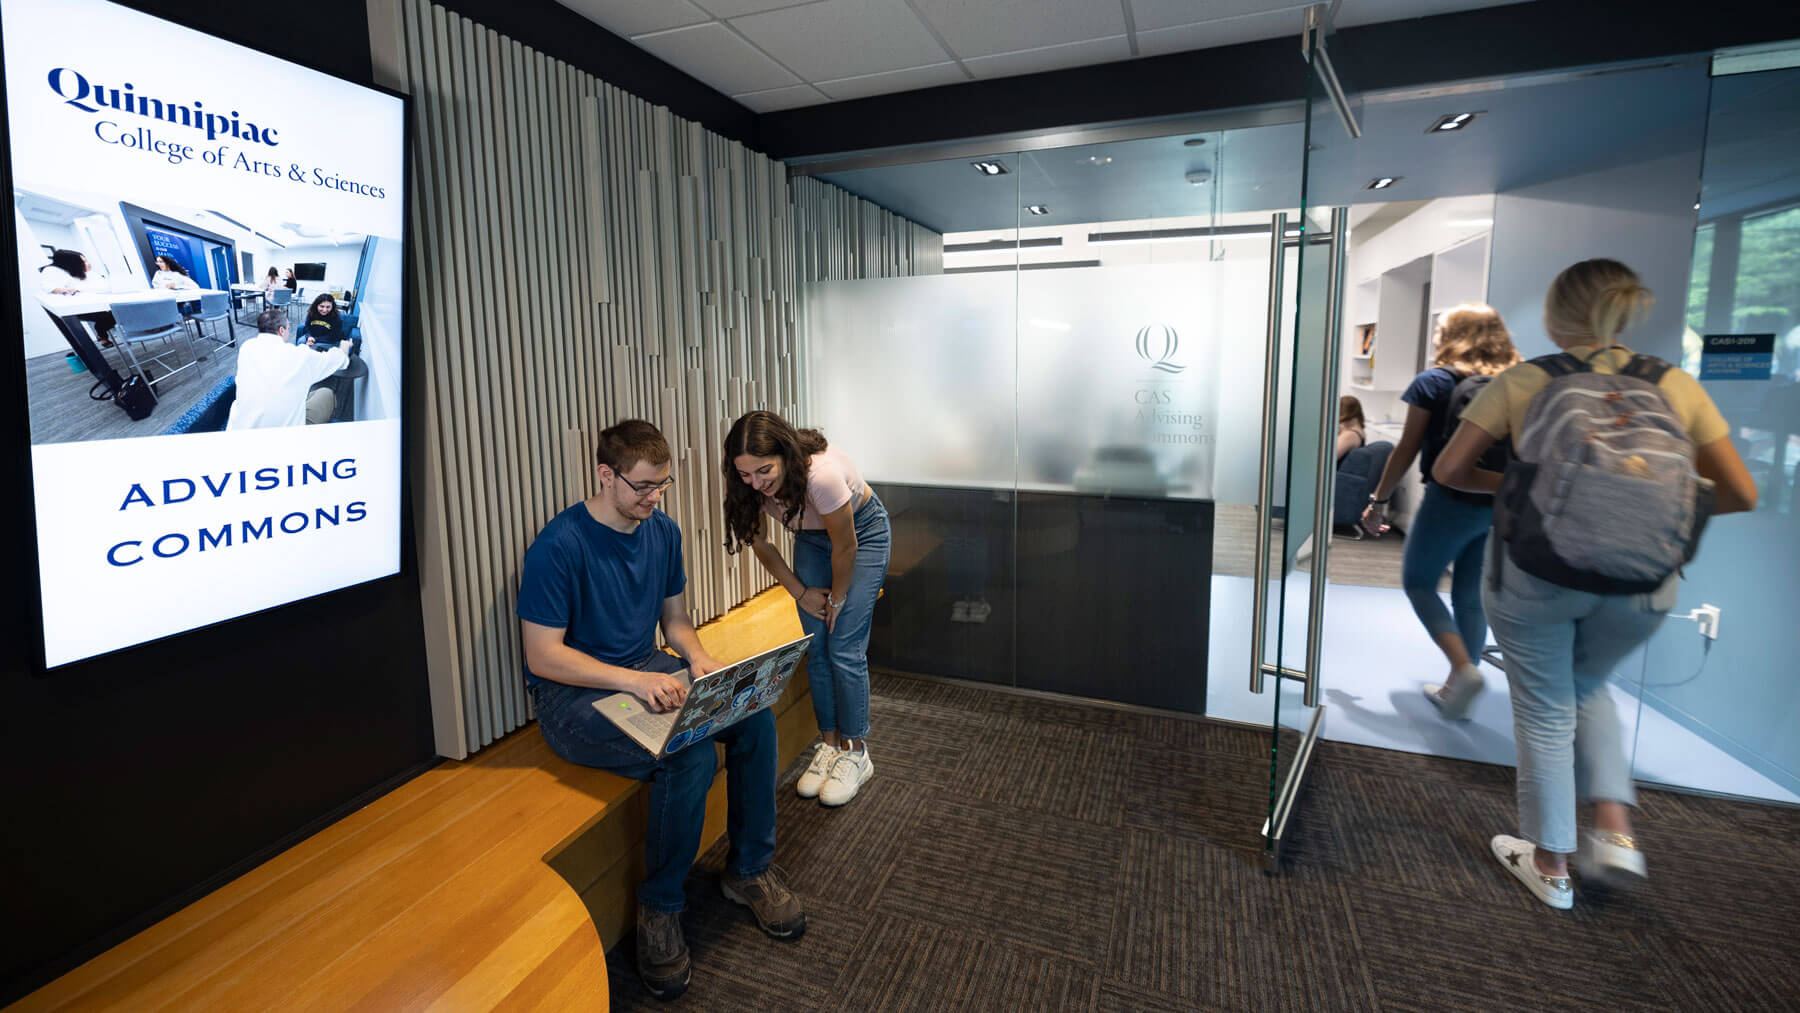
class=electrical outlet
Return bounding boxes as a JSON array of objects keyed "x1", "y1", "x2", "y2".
[{"x1": 1696, "y1": 604, "x2": 1721, "y2": 640}]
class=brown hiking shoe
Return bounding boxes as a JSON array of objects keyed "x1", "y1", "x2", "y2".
[
  {"x1": 720, "y1": 865, "x2": 807, "y2": 940},
  {"x1": 635, "y1": 904, "x2": 691, "y2": 1000}
]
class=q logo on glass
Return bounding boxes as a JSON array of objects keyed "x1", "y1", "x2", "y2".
[{"x1": 1135, "y1": 324, "x2": 1184, "y2": 374}]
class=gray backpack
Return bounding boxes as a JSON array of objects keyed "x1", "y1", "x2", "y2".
[{"x1": 1492, "y1": 351, "x2": 1714, "y2": 593}]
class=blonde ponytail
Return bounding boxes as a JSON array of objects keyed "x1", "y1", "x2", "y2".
[
  {"x1": 1589, "y1": 281, "x2": 1654, "y2": 347},
  {"x1": 1544, "y1": 258, "x2": 1654, "y2": 347}
]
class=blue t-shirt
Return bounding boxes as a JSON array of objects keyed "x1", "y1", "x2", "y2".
[
  {"x1": 516, "y1": 503, "x2": 687, "y2": 685},
  {"x1": 1401, "y1": 367, "x2": 1459, "y2": 484}
]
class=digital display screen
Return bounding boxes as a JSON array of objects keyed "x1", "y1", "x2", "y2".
[{"x1": 2, "y1": 0, "x2": 406, "y2": 667}]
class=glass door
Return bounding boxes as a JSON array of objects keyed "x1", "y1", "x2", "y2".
[
  {"x1": 1626, "y1": 55, "x2": 1800, "y2": 804},
  {"x1": 1259, "y1": 3, "x2": 1358, "y2": 867}
]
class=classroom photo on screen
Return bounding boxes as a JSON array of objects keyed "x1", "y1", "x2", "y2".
[{"x1": 16, "y1": 182, "x2": 402, "y2": 444}]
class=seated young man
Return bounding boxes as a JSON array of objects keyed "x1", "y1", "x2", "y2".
[{"x1": 516, "y1": 419, "x2": 803, "y2": 1001}]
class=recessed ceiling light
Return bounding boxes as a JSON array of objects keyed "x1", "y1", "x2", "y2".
[
  {"x1": 1365, "y1": 176, "x2": 1403, "y2": 190},
  {"x1": 971, "y1": 160, "x2": 1009, "y2": 176},
  {"x1": 1083, "y1": 155, "x2": 1113, "y2": 166},
  {"x1": 1183, "y1": 137, "x2": 1207, "y2": 147},
  {"x1": 1427, "y1": 111, "x2": 1482, "y2": 133},
  {"x1": 1024, "y1": 204, "x2": 1051, "y2": 216}
]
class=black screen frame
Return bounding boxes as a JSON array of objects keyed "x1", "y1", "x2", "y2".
[{"x1": 0, "y1": 0, "x2": 417, "y2": 675}]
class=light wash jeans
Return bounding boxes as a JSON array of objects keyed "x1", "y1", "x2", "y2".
[
  {"x1": 1401, "y1": 482, "x2": 1492, "y2": 651},
  {"x1": 791, "y1": 493, "x2": 890, "y2": 741},
  {"x1": 1483, "y1": 552, "x2": 1675, "y2": 853}
]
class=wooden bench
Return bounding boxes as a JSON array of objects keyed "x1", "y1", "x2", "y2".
[{"x1": 16, "y1": 588, "x2": 813, "y2": 1011}]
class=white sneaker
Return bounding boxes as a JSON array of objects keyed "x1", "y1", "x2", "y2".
[
  {"x1": 1492, "y1": 834, "x2": 1573, "y2": 910},
  {"x1": 1425, "y1": 663, "x2": 1485, "y2": 720},
  {"x1": 1577, "y1": 830, "x2": 1648, "y2": 884},
  {"x1": 795, "y1": 742, "x2": 839, "y2": 799},
  {"x1": 965, "y1": 599, "x2": 991, "y2": 624},
  {"x1": 818, "y1": 745, "x2": 873, "y2": 807},
  {"x1": 951, "y1": 600, "x2": 971, "y2": 623}
]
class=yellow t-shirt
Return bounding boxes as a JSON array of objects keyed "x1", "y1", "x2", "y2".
[{"x1": 1460, "y1": 344, "x2": 1731, "y2": 447}]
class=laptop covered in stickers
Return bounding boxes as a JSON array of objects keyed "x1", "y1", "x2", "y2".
[{"x1": 594, "y1": 635, "x2": 813, "y2": 759}]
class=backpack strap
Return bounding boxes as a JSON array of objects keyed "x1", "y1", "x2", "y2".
[
  {"x1": 1529, "y1": 352, "x2": 1589, "y2": 378},
  {"x1": 1618, "y1": 353, "x2": 1672, "y2": 384}
]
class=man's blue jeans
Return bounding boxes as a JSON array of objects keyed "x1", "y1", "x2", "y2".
[
  {"x1": 791, "y1": 493, "x2": 890, "y2": 741},
  {"x1": 1484, "y1": 553, "x2": 1674, "y2": 853},
  {"x1": 528, "y1": 649, "x2": 778, "y2": 913}
]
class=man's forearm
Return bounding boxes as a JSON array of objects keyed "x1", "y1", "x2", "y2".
[
  {"x1": 529, "y1": 642, "x2": 649, "y2": 692},
  {"x1": 662, "y1": 618, "x2": 712, "y2": 666}
]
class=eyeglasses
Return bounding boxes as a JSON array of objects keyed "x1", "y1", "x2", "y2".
[{"x1": 619, "y1": 474, "x2": 676, "y2": 495}]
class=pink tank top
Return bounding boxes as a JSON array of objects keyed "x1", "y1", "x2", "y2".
[{"x1": 762, "y1": 445, "x2": 867, "y2": 531}]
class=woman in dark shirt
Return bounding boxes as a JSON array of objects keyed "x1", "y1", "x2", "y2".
[
  {"x1": 299, "y1": 293, "x2": 350, "y2": 350},
  {"x1": 1361, "y1": 304, "x2": 1518, "y2": 718}
]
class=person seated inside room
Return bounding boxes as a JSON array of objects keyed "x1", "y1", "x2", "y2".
[
  {"x1": 261, "y1": 266, "x2": 281, "y2": 297},
  {"x1": 1336, "y1": 395, "x2": 1367, "y2": 461},
  {"x1": 151, "y1": 255, "x2": 201, "y2": 291},
  {"x1": 37, "y1": 248, "x2": 117, "y2": 347},
  {"x1": 299, "y1": 293, "x2": 356, "y2": 354},
  {"x1": 227, "y1": 308, "x2": 349, "y2": 430},
  {"x1": 283, "y1": 267, "x2": 298, "y2": 290}
]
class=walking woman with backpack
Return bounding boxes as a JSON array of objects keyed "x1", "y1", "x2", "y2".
[
  {"x1": 1361, "y1": 304, "x2": 1519, "y2": 718},
  {"x1": 1434, "y1": 259, "x2": 1758, "y2": 910}
]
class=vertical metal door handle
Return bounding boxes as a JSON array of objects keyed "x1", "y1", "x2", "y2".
[
  {"x1": 1302, "y1": 206, "x2": 1350, "y2": 708},
  {"x1": 1251, "y1": 213, "x2": 1288, "y2": 694}
]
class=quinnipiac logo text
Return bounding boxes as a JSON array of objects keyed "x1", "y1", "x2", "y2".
[
  {"x1": 1135, "y1": 324, "x2": 1184, "y2": 374},
  {"x1": 47, "y1": 68, "x2": 280, "y2": 147}
]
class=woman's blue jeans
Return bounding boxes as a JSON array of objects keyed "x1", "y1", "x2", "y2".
[
  {"x1": 791, "y1": 494, "x2": 890, "y2": 741},
  {"x1": 529, "y1": 649, "x2": 778, "y2": 913},
  {"x1": 1401, "y1": 482, "x2": 1493, "y2": 653},
  {"x1": 1484, "y1": 553, "x2": 1674, "y2": 853}
]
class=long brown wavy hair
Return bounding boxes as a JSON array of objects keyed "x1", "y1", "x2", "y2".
[
  {"x1": 722, "y1": 410, "x2": 828, "y2": 553},
  {"x1": 1432, "y1": 303, "x2": 1519, "y2": 376}
]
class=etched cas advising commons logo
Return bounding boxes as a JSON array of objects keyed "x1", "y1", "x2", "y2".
[{"x1": 1135, "y1": 323, "x2": 1185, "y2": 374}]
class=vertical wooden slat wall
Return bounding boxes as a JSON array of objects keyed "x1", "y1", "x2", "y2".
[{"x1": 388, "y1": 0, "x2": 942, "y2": 756}]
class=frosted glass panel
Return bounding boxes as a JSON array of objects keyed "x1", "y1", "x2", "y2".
[
  {"x1": 806, "y1": 273, "x2": 1017, "y2": 486},
  {"x1": 809, "y1": 257, "x2": 1274, "y2": 503}
]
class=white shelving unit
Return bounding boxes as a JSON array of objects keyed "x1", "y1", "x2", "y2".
[
  {"x1": 1426, "y1": 232, "x2": 1493, "y2": 336},
  {"x1": 1345, "y1": 255, "x2": 1432, "y2": 394}
]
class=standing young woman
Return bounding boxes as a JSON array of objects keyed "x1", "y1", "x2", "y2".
[
  {"x1": 1362, "y1": 304, "x2": 1519, "y2": 718},
  {"x1": 1435, "y1": 260, "x2": 1757, "y2": 909},
  {"x1": 724, "y1": 411, "x2": 890, "y2": 807}
]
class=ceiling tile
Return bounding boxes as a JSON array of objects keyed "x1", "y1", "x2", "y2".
[
  {"x1": 730, "y1": 0, "x2": 952, "y2": 82},
  {"x1": 1135, "y1": 9, "x2": 1301, "y2": 57},
  {"x1": 964, "y1": 35, "x2": 1134, "y2": 80},
  {"x1": 633, "y1": 23, "x2": 801, "y2": 94},
  {"x1": 907, "y1": 0, "x2": 1129, "y2": 58},
  {"x1": 733, "y1": 83, "x2": 831, "y2": 111},
  {"x1": 1332, "y1": 0, "x2": 1533, "y2": 27},
  {"x1": 695, "y1": 0, "x2": 829, "y2": 17},
  {"x1": 554, "y1": 0, "x2": 711, "y2": 37},
  {"x1": 1129, "y1": 0, "x2": 1300, "y2": 33},
  {"x1": 814, "y1": 61, "x2": 969, "y2": 101}
]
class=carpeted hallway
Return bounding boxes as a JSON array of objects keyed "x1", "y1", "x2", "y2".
[{"x1": 607, "y1": 672, "x2": 1800, "y2": 1011}]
